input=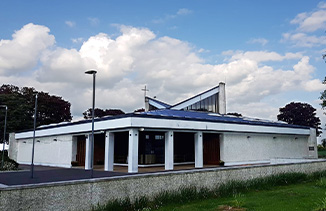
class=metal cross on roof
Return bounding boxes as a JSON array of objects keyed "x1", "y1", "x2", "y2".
[{"x1": 141, "y1": 85, "x2": 149, "y2": 98}]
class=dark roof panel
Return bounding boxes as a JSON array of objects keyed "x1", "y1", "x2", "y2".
[
  {"x1": 137, "y1": 109, "x2": 309, "y2": 129},
  {"x1": 23, "y1": 109, "x2": 309, "y2": 132}
]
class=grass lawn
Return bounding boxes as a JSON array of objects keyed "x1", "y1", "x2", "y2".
[
  {"x1": 158, "y1": 179, "x2": 326, "y2": 211},
  {"x1": 318, "y1": 149, "x2": 326, "y2": 158}
]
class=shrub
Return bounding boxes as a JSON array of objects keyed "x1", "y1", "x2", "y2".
[
  {"x1": 0, "y1": 150, "x2": 19, "y2": 171},
  {"x1": 315, "y1": 192, "x2": 326, "y2": 211},
  {"x1": 318, "y1": 145, "x2": 325, "y2": 151}
]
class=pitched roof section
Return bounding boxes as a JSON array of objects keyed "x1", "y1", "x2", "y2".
[
  {"x1": 146, "y1": 83, "x2": 224, "y2": 112},
  {"x1": 146, "y1": 97, "x2": 171, "y2": 109},
  {"x1": 170, "y1": 85, "x2": 220, "y2": 110}
]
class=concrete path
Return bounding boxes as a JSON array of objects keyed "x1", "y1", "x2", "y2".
[
  {"x1": 0, "y1": 164, "x2": 222, "y2": 187},
  {"x1": 0, "y1": 165, "x2": 131, "y2": 186}
]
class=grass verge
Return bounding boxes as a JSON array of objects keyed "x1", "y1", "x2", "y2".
[
  {"x1": 318, "y1": 149, "x2": 326, "y2": 158},
  {"x1": 94, "y1": 171, "x2": 326, "y2": 211}
]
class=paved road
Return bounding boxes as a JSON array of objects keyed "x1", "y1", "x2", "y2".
[{"x1": 0, "y1": 165, "x2": 131, "y2": 186}]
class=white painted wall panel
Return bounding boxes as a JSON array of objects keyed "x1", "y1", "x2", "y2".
[
  {"x1": 222, "y1": 133, "x2": 309, "y2": 164},
  {"x1": 16, "y1": 135, "x2": 73, "y2": 167}
]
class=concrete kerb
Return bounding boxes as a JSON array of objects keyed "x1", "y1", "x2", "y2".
[{"x1": 1, "y1": 160, "x2": 326, "y2": 211}]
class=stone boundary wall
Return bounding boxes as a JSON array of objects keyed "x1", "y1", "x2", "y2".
[{"x1": 1, "y1": 161, "x2": 326, "y2": 211}]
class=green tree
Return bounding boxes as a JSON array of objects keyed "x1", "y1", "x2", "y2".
[
  {"x1": 83, "y1": 108, "x2": 125, "y2": 119},
  {"x1": 227, "y1": 112, "x2": 242, "y2": 117},
  {"x1": 320, "y1": 77, "x2": 326, "y2": 112},
  {"x1": 0, "y1": 84, "x2": 72, "y2": 141},
  {"x1": 277, "y1": 102, "x2": 321, "y2": 136},
  {"x1": 322, "y1": 139, "x2": 326, "y2": 148},
  {"x1": 134, "y1": 108, "x2": 145, "y2": 113}
]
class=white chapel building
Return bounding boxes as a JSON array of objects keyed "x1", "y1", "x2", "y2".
[{"x1": 8, "y1": 82, "x2": 318, "y2": 173}]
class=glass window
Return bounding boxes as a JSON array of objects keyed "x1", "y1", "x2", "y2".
[{"x1": 155, "y1": 135, "x2": 164, "y2": 140}]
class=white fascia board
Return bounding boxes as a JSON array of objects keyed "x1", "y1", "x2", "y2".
[
  {"x1": 171, "y1": 87, "x2": 219, "y2": 110},
  {"x1": 15, "y1": 117, "x2": 132, "y2": 139},
  {"x1": 15, "y1": 116, "x2": 310, "y2": 140},
  {"x1": 130, "y1": 117, "x2": 310, "y2": 136},
  {"x1": 148, "y1": 99, "x2": 168, "y2": 109}
]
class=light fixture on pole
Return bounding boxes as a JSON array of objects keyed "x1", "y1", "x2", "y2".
[
  {"x1": 31, "y1": 93, "x2": 38, "y2": 178},
  {"x1": 0, "y1": 105, "x2": 7, "y2": 169},
  {"x1": 85, "y1": 69, "x2": 97, "y2": 178}
]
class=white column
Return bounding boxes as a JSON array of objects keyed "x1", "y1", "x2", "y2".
[
  {"x1": 194, "y1": 132, "x2": 203, "y2": 168},
  {"x1": 85, "y1": 134, "x2": 92, "y2": 170},
  {"x1": 218, "y1": 82, "x2": 226, "y2": 114},
  {"x1": 71, "y1": 136, "x2": 78, "y2": 163},
  {"x1": 128, "y1": 129, "x2": 139, "y2": 173},
  {"x1": 308, "y1": 128, "x2": 318, "y2": 158},
  {"x1": 165, "y1": 131, "x2": 174, "y2": 170},
  {"x1": 219, "y1": 134, "x2": 225, "y2": 162},
  {"x1": 105, "y1": 132, "x2": 114, "y2": 171}
]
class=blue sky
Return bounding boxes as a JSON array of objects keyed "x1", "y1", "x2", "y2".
[{"x1": 0, "y1": 1, "x2": 326, "y2": 139}]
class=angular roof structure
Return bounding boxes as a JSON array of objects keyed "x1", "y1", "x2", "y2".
[{"x1": 146, "y1": 82, "x2": 226, "y2": 114}]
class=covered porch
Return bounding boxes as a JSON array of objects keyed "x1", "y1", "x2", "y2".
[{"x1": 78, "y1": 129, "x2": 222, "y2": 173}]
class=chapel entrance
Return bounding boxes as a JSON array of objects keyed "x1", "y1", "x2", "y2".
[
  {"x1": 75, "y1": 133, "x2": 106, "y2": 166},
  {"x1": 203, "y1": 133, "x2": 220, "y2": 165},
  {"x1": 114, "y1": 131, "x2": 129, "y2": 164},
  {"x1": 76, "y1": 135, "x2": 86, "y2": 166},
  {"x1": 139, "y1": 131, "x2": 165, "y2": 165},
  {"x1": 174, "y1": 132, "x2": 195, "y2": 163},
  {"x1": 93, "y1": 133, "x2": 105, "y2": 165}
]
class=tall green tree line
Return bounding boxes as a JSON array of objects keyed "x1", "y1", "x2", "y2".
[{"x1": 0, "y1": 84, "x2": 72, "y2": 142}]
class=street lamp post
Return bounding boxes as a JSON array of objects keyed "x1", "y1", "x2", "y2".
[
  {"x1": 31, "y1": 94, "x2": 38, "y2": 178},
  {"x1": 0, "y1": 105, "x2": 7, "y2": 169},
  {"x1": 85, "y1": 69, "x2": 97, "y2": 178}
]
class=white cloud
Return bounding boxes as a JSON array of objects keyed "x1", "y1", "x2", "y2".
[
  {"x1": 319, "y1": 2, "x2": 326, "y2": 9},
  {"x1": 228, "y1": 102, "x2": 279, "y2": 120},
  {"x1": 291, "y1": 9, "x2": 326, "y2": 32},
  {"x1": 88, "y1": 17, "x2": 100, "y2": 26},
  {"x1": 281, "y1": 32, "x2": 326, "y2": 47},
  {"x1": 65, "y1": 21, "x2": 75, "y2": 27},
  {"x1": 71, "y1": 37, "x2": 83, "y2": 43},
  {"x1": 198, "y1": 48, "x2": 209, "y2": 53},
  {"x1": 224, "y1": 50, "x2": 302, "y2": 63},
  {"x1": 0, "y1": 23, "x2": 323, "y2": 121},
  {"x1": 247, "y1": 38, "x2": 269, "y2": 46},
  {"x1": 177, "y1": 8, "x2": 193, "y2": 15},
  {"x1": 303, "y1": 79, "x2": 325, "y2": 91},
  {"x1": 290, "y1": 12, "x2": 308, "y2": 25},
  {"x1": 0, "y1": 23, "x2": 55, "y2": 75},
  {"x1": 152, "y1": 8, "x2": 192, "y2": 24},
  {"x1": 285, "y1": 2, "x2": 326, "y2": 47}
]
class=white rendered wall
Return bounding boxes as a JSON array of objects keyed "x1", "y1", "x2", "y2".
[
  {"x1": 8, "y1": 133, "x2": 18, "y2": 161},
  {"x1": 16, "y1": 135, "x2": 74, "y2": 168},
  {"x1": 221, "y1": 133, "x2": 312, "y2": 165}
]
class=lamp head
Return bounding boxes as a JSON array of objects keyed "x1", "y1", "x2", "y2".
[{"x1": 85, "y1": 69, "x2": 97, "y2": 75}]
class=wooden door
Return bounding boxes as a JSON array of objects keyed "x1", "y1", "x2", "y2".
[
  {"x1": 76, "y1": 136, "x2": 86, "y2": 166},
  {"x1": 203, "y1": 134, "x2": 220, "y2": 165}
]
